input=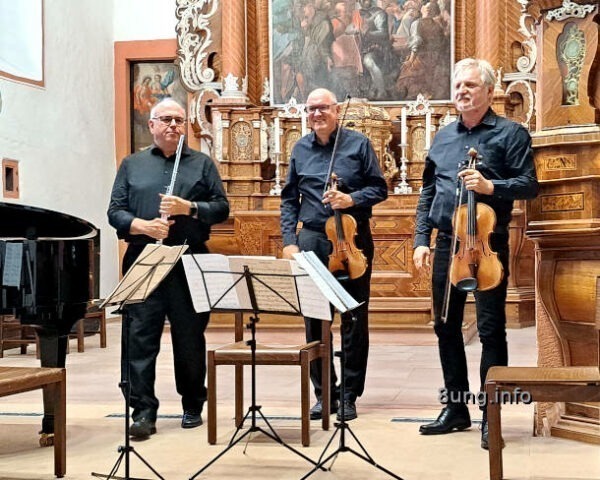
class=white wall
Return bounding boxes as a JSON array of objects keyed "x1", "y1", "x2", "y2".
[
  {"x1": 113, "y1": 0, "x2": 178, "y2": 41},
  {"x1": 0, "y1": 0, "x2": 179, "y2": 300},
  {"x1": 0, "y1": 0, "x2": 116, "y2": 298}
]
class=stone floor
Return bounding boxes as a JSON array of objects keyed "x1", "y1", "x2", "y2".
[{"x1": 0, "y1": 321, "x2": 598, "y2": 480}]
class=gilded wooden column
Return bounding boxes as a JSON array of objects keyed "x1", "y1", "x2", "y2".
[
  {"x1": 255, "y1": 0, "x2": 271, "y2": 103},
  {"x1": 474, "y1": 0, "x2": 503, "y2": 66},
  {"x1": 220, "y1": 0, "x2": 248, "y2": 100}
]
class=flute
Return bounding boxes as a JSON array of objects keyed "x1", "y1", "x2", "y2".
[{"x1": 158, "y1": 134, "x2": 185, "y2": 244}]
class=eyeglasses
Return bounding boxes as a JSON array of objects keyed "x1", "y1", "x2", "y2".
[
  {"x1": 306, "y1": 103, "x2": 337, "y2": 114},
  {"x1": 151, "y1": 116, "x2": 186, "y2": 126}
]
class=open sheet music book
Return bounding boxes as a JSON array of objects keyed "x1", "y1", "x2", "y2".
[
  {"x1": 182, "y1": 253, "x2": 354, "y2": 320},
  {"x1": 100, "y1": 243, "x2": 188, "y2": 308}
]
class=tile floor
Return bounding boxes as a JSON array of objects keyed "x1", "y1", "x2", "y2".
[{"x1": 0, "y1": 321, "x2": 598, "y2": 480}]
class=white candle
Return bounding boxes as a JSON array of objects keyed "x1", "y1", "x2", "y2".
[
  {"x1": 301, "y1": 109, "x2": 308, "y2": 136},
  {"x1": 400, "y1": 107, "x2": 407, "y2": 145},
  {"x1": 274, "y1": 117, "x2": 280, "y2": 152},
  {"x1": 425, "y1": 111, "x2": 431, "y2": 150}
]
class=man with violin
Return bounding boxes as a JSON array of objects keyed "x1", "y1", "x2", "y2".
[
  {"x1": 280, "y1": 88, "x2": 388, "y2": 421},
  {"x1": 108, "y1": 98, "x2": 229, "y2": 438},
  {"x1": 413, "y1": 58, "x2": 538, "y2": 449}
]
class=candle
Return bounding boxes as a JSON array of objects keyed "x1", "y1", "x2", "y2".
[
  {"x1": 425, "y1": 111, "x2": 431, "y2": 150},
  {"x1": 400, "y1": 107, "x2": 407, "y2": 145},
  {"x1": 301, "y1": 108, "x2": 308, "y2": 137},
  {"x1": 274, "y1": 117, "x2": 280, "y2": 152}
]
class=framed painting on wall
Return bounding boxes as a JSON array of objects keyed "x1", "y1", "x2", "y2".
[
  {"x1": 130, "y1": 61, "x2": 188, "y2": 153},
  {"x1": 270, "y1": 0, "x2": 453, "y2": 105}
]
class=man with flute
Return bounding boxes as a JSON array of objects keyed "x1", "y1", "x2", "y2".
[{"x1": 108, "y1": 98, "x2": 229, "y2": 438}]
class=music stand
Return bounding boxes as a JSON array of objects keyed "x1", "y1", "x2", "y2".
[
  {"x1": 92, "y1": 243, "x2": 188, "y2": 480},
  {"x1": 182, "y1": 253, "x2": 347, "y2": 479},
  {"x1": 294, "y1": 253, "x2": 404, "y2": 480}
]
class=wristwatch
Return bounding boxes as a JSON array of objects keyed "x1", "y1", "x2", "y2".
[{"x1": 189, "y1": 202, "x2": 198, "y2": 217}]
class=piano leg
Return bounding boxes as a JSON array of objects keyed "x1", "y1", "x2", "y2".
[{"x1": 36, "y1": 327, "x2": 68, "y2": 438}]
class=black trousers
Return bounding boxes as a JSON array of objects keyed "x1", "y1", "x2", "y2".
[
  {"x1": 122, "y1": 245, "x2": 210, "y2": 422},
  {"x1": 299, "y1": 224, "x2": 373, "y2": 403},
  {"x1": 431, "y1": 232, "x2": 510, "y2": 410}
]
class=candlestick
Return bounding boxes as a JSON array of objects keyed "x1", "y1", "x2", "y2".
[
  {"x1": 425, "y1": 111, "x2": 431, "y2": 150},
  {"x1": 269, "y1": 152, "x2": 282, "y2": 196},
  {"x1": 274, "y1": 117, "x2": 280, "y2": 152},
  {"x1": 301, "y1": 109, "x2": 308, "y2": 136},
  {"x1": 401, "y1": 107, "x2": 407, "y2": 145}
]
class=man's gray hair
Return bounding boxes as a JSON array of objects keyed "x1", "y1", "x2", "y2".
[
  {"x1": 307, "y1": 88, "x2": 338, "y2": 104},
  {"x1": 150, "y1": 97, "x2": 185, "y2": 119},
  {"x1": 454, "y1": 58, "x2": 496, "y2": 88}
]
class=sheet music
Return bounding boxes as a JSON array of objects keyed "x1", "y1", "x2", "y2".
[
  {"x1": 290, "y1": 261, "x2": 331, "y2": 321},
  {"x1": 183, "y1": 254, "x2": 332, "y2": 317},
  {"x1": 182, "y1": 254, "x2": 245, "y2": 312},
  {"x1": 293, "y1": 251, "x2": 360, "y2": 313},
  {"x1": 228, "y1": 256, "x2": 300, "y2": 314},
  {"x1": 1, "y1": 242, "x2": 23, "y2": 287},
  {"x1": 101, "y1": 243, "x2": 188, "y2": 308}
]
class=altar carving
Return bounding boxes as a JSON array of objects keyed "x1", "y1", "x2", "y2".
[
  {"x1": 175, "y1": 0, "x2": 538, "y2": 336},
  {"x1": 525, "y1": 0, "x2": 600, "y2": 444}
]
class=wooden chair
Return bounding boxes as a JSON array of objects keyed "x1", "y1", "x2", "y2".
[
  {"x1": 207, "y1": 312, "x2": 331, "y2": 447},
  {"x1": 0, "y1": 315, "x2": 38, "y2": 358},
  {"x1": 485, "y1": 297, "x2": 600, "y2": 480},
  {"x1": 68, "y1": 306, "x2": 107, "y2": 353}
]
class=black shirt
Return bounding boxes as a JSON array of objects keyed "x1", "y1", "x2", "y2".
[
  {"x1": 414, "y1": 109, "x2": 539, "y2": 248},
  {"x1": 280, "y1": 128, "x2": 388, "y2": 246},
  {"x1": 107, "y1": 144, "x2": 229, "y2": 252}
]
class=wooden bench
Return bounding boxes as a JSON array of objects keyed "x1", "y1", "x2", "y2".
[
  {"x1": 0, "y1": 366, "x2": 66, "y2": 478},
  {"x1": 485, "y1": 366, "x2": 600, "y2": 480}
]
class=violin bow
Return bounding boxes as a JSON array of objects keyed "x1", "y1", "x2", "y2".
[{"x1": 323, "y1": 95, "x2": 352, "y2": 197}]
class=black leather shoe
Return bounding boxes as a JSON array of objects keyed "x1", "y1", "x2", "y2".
[
  {"x1": 419, "y1": 406, "x2": 471, "y2": 435},
  {"x1": 182, "y1": 409, "x2": 203, "y2": 428},
  {"x1": 130, "y1": 417, "x2": 156, "y2": 438},
  {"x1": 480, "y1": 419, "x2": 505, "y2": 450},
  {"x1": 310, "y1": 399, "x2": 339, "y2": 420},
  {"x1": 336, "y1": 400, "x2": 357, "y2": 421}
]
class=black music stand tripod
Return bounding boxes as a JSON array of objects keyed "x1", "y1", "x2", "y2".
[
  {"x1": 93, "y1": 244, "x2": 187, "y2": 480},
  {"x1": 300, "y1": 309, "x2": 404, "y2": 480},
  {"x1": 189, "y1": 265, "x2": 321, "y2": 479}
]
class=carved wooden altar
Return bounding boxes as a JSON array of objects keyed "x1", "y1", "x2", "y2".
[
  {"x1": 524, "y1": 0, "x2": 600, "y2": 443},
  {"x1": 172, "y1": 0, "x2": 539, "y2": 333}
]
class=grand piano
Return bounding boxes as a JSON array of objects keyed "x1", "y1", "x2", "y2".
[{"x1": 0, "y1": 201, "x2": 100, "y2": 441}]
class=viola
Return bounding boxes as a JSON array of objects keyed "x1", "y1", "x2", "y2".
[
  {"x1": 325, "y1": 173, "x2": 368, "y2": 281},
  {"x1": 448, "y1": 148, "x2": 503, "y2": 292}
]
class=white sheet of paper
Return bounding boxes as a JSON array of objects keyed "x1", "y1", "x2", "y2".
[
  {"x1": 290, "y1": 261, "x2": 331, "y2": 321},
  {"x1": 293, "y1": 251, "x2": 360, "y2": 313},
  {"x1": 183, "y1": 253, "x2": 245, "y2": 312}
]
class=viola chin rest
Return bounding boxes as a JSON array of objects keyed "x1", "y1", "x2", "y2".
[{"x1": 456, "y1": 277, "x2": 478, "y2": 292}]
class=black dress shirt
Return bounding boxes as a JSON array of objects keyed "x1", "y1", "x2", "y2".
[
  {"x1": 414, "y1": 109, "x2": 538, "y2": 248},
  {"x1": 108, "y1": 144, "x2": 229, "y2": 252},
  {"x1": 280, "y1": 128, "x2": 388, "y2": 246}
]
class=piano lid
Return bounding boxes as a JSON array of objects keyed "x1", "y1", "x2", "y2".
[{"x1": 0, "y1": 202, "x2": 98, "y2": 239}]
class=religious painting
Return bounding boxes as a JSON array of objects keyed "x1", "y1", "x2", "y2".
[
  {"x1": 270, "y1": 0, "x2": 453, "y2": 105},
  {"x1": 130, "y1": 61, "x2": 188, "y2": 153}
]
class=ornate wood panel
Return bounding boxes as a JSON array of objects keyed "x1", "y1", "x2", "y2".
[{"x1": 526, "y1": 0, "x2": 600, "y2": 444}]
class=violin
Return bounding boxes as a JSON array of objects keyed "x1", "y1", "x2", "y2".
[
  {"x1": 325, "y1": 173, "x2": 368, "y2": 280},
  {"x1": 448, "y1": 148, "x2": 503, "y2": 292}
]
